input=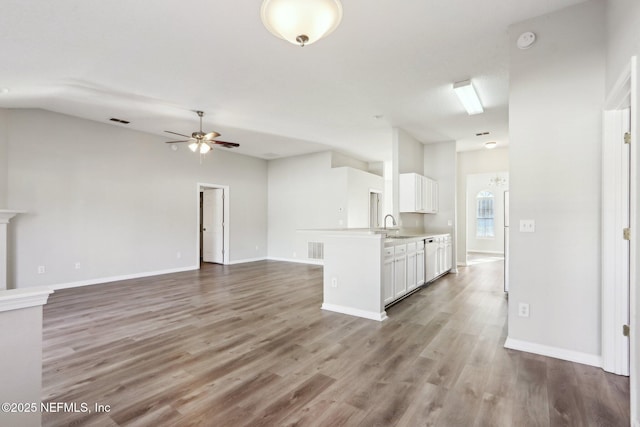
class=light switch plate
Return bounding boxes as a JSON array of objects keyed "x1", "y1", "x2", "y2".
[{"x1": 519, "y1": 219, "x2": 535, "y2": 232}]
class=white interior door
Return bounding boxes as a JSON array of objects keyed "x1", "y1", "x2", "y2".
[{"x1": 202, "y1": 189, "x2": 224, "y2": 264}]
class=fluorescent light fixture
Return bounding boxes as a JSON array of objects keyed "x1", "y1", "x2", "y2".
[{"x1": 453, "y1": 80, "x2": 484, "y2": 115}]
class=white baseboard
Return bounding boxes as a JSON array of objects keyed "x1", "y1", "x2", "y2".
[
  {"x1": 227, "y1": 257, "x2": 267, "y2": 265},
  {"x1": 50, "y1": 266, "x2": 199, "y2": 290},
  {"x1": 504, "y1": 337, "x2": 602, "y2": 368},
  {"x1": 0, "y1": 287, "x2": 53, "y2": 312},
  {"x1": 321, "y1": 303, "x2": 387, "y2": 322},
  {"x1": 266, "y1": 257, "x2": 323, "y2": 266}
]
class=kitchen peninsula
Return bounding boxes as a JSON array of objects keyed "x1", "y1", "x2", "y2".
[{"x1": 313, "y1": 229, "x2": 452, "y2": 321}]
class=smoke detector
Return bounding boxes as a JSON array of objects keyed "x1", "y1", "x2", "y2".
[{"x1": 517, "y1": 32, "x2": 536, "y2": 50}]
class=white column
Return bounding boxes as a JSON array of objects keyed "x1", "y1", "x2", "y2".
[{"x1": 0, "y1": 210, "x2": 24, "y2": 290}]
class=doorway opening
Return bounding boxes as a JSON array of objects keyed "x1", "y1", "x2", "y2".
[
  {"x1": 464, "y1": 172, "x2": 509, "y2": 268},
  {"x1": 197, "y1": 183, "x2": 230, "y2": 266},
  {"x1": 369, "y1": 190, "x2": 382, "y2": 228}
]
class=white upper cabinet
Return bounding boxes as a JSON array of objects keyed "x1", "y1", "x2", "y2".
[{"x1": 399, "y1": 173, "x2": 438, "y2": 213}]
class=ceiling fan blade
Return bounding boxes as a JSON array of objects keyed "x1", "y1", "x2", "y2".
[
  {"x1": 213, "y1": 141, "x2": 240, "y2": 148},
  {"x1": 164, "y1": 140, "x2": 190, "y2": 143},
  {"x1": 204, "y1": 132, "x2": 221, "y2": 140},
  {"x1": 164, "y1": 130, "x2": 192, "y2": 138}
]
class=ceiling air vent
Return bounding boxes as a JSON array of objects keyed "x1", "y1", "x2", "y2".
[
  {"x1": 475, "y1": 131, "x2": 490, "y2": 136},
  {"x1": 109, "y1": 118, "x2": 130, "y2": 124}
]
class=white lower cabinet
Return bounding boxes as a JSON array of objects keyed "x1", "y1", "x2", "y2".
[
  {"x1": 383, "y1": 234, "x2": 451, "y2": 307},
  {"x1": 383, "y1": 246, "x2": 395, "y2": 305},
  {"x1": 444, "y1": 235, "x2": 452, "y2": 271},
  {"x1": 394, "y1": 244, "x2": 407, "y2": 298}
]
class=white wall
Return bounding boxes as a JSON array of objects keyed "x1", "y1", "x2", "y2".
[
  {"x1": 267, "y1": 151, "x2": 383, "y2": 263},
  {"x1": 393, "y1": 128, "x2": 424, "y2": 230},
  {"x1": 346, "y1": 167, "x2": 384, "y2": 228},
  {"x1": 268, "y1": 152, "x2": 342, "y2": 262},
  {"x1": 0, "y1": 306, "x2": 44, "y2": 427},
  {"x1": 456, "y1": 148, "x2": 509, "y2": 263},
  {"x1": 466, "y1": 173, "x2": 508, "y2": 254},
  {"x1": 0, "y1": 109, "x2": 7, "y2": 207},
  {"x1": 423, "y1": 141, "x2": 457, "y2": 267},
  {"x1": 605, "y1": 0, "x2": 640, "y2": 91},
  {"x1": 6, "y1": 109, "x2": 268, "y2": 289},
  {"x1": 507, "y1": 1, "x2": 605, "y2": 360},
  {"x1": 331, "y1": 151, "x2": 368, "y2": 172}
]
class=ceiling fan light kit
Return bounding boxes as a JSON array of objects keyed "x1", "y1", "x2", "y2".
[
  {"x1": 164, "y1": 110, "x2": 240, "y2": 157},
  {"x1": 260, "y1": 0, "x2": 343, "y2": 47}
]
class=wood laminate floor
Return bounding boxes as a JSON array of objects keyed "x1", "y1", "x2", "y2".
[{"x1": 42, "y1": 260, "x2": 629, "y2": 426}]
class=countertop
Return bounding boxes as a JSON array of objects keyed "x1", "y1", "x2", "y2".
[{"x1": 301, "y1": 228, "x2": 450, "y2": 240}]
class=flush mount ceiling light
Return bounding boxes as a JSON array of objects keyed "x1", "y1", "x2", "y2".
[
  {"x1": 260, "y1": 0, "x2": 343, "y2": 47},
  {"x1": 484, "y1": 141, "x2": 497, "y2": 149},
  {"x1": 453, "y1": 79, "x2": 484, "y2": 115}
]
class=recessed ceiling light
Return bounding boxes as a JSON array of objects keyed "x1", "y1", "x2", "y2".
[{"x1": 485, "y1": 141, "x2": 497, "y2": 149}]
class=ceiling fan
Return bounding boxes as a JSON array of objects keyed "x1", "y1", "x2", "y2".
[{"x1": 164, "y1": 111, "x2": 240, "y2": 154}]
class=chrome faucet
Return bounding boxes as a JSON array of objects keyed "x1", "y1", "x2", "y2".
[{"x1": 383, "y1": 214, "x2": 397, "y2": 230}]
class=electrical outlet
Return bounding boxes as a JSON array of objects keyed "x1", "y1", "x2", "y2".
[
  {"x1": 331, "y1": 277, "x2": 338, "y2": 288},
  {"x1": 176, "y1": 251, "x2": 181, "y2": 259},
  {"x1": 37, "y1": 265, "x2": 45, "y2": 274},
  {"x1": 518, "y1": 303, "x2": 530, "y2": 318},
  {"x1": 519, "y1": 219, "x2": 535, "y2": 233},
  {"x1": 75, "y1": 262, "x2": 81, "y2": 270}
]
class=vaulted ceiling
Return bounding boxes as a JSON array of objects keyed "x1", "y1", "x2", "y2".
[{"x1": 0, "y1": 0, "x2": 587, "y2": 161}]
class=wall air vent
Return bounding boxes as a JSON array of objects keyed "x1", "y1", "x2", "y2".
[
  {"x1": 308, "y1": 242, "x2": 324, "y2": 260},
  {"x1": 109, "y1": 118, "x2": 130, "y2": 124}
]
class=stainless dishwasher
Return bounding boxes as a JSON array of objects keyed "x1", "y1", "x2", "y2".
[{"x1": 425, "y1": 238, "x2": 438, "y2": 282}]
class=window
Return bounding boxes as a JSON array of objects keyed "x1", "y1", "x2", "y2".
[{"x1": 476, "y1": 190, "x2": 495, "y2": 238}]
